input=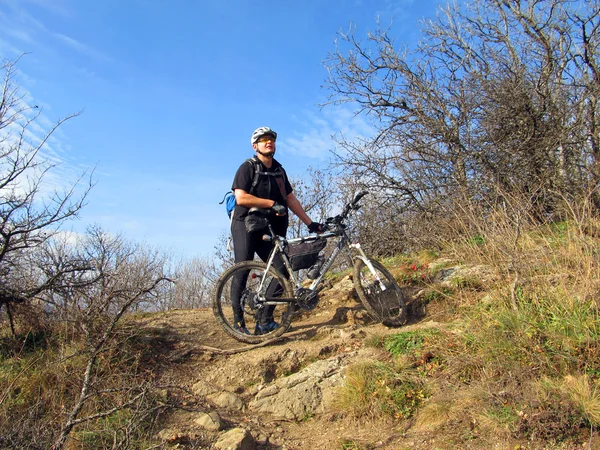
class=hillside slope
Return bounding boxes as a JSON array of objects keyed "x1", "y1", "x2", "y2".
[
  {"x1": 134, "y1": 264, "x2": 598, "y2": 450},
  {"x1": 134, "y1": 273, "x2": 438, "y2": 449}
]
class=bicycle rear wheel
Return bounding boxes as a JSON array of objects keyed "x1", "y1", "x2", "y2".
[
  {"x1": 353, "y1": 258, "x2": 407, "y2": 325},
  {"x1": 213, "y1": 260, "x2": 294, "y2": 344}
]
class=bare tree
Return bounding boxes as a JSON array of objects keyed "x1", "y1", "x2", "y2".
[
  {"x1": 159, "y1": 255, "x2": 217, "y2": 310},
  {"x1": 286, "y1": 166, "x2": 337, "y2": 238},
  {"x1": 0, "y1": 227, "x2": 172, "y2": 449},
  {"x1": 0, "y1": 56, "x2": 92, "y2": 330},
  {"x1": 324, "y1": 0, "x2": 600, "y2": 245},
  {"x1": 34, "y1": 227, "x2": 171, "y2": 450}
]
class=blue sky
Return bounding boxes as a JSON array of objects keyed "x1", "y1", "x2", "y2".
[{"x1": 0, "y1": 0, "x2": 447, "y2": 259}]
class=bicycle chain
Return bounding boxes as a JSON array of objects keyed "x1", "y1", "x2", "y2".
[{"x1": 296, "y1": 287, "x2": 319, "y2": 310}]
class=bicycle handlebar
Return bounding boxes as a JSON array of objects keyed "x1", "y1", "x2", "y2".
[
  {"x1": 340, "y1": 190, "x2": 369, "y2": 219},
  {"x1": 321, "y1": 190, "x2": 369, "y2": 233},
  {"x1": 352, "y1": 190, "x2": 369, "y2": 205},
  {"x1": 263, "y1": 190, "x2": 369, "y2": 240}
]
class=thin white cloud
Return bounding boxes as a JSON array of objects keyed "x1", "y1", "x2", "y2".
[
  {"x1": 19, "y1": 10, "x2": 48, "y2": 33},
  {"x1": 0, "y1": 38, "x2": 23, "y2": 57},
  {"x1": 2, "y1": 28, "x2": 36, "y2": 44},
  {"x1": 280, "y1": 105, "x2": 376, "y2": 159},
  {"x1": 3, "y1": 82, "x2": 89, "y2": 194},
  {"x1": 0, "y1": 1, "x2": 49, "y2": 36},
  {"x1": 0, "y1": 74, "x2": 88, "y2": 201},
  {"x1": 52, "y1": 230, "x2": 81, "y2": 247},
  {"x1": 0, "y1": 1, "x2": 111, "y2": 64},
  {"x1": 24, "y1": 0, "x2": 74, "y2": 20},
  {"x1": 53, "y1": 33, "x2": 113, "y2": 63}
]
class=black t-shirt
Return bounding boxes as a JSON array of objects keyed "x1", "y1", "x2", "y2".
[{"x1": 231, "y1": 157, "x2": 293, "y2": 231}]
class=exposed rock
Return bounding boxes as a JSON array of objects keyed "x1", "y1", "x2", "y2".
[
  {"x1": 207, "y1": 391, "x2": 245, "y2": 411},
  {"x1": 253, "y1": 430, "x2": 269, "y2": 445},
  {"x1": 157, "y1": 428, "x2": 189, "y2": 444},
  {"x1": 436, "y1": 266, "x2": 458, "y2": 282},
  {"x1": 438, "y1": 264, "x2": 493, "y2": 287},
  {"x1": 429, "y1": 258, "x2": 455, "y2": 272},
  {"x1": 331, "y1": 275, "x2": 354, "y2": 292},
  {"x1": 192, "y1": 379, "x2": 221, "y2": 397},
  {"x1": 248, "y1": 355, "x2": 346, "y2": 420},
  {"x1": 254, "y1": 348, "x2": 304, "y2": 383},
  {"x1": 214, "y1": 427, "x2": 255, "y2": 450},
  {"x1": 195, "y1": 411, "x2": 225, "y2": 431},
  {"x1": 323, "y1": 275, "x2": 356, "y2": 304}
]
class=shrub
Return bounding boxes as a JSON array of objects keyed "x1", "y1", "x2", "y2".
[{"x1": 335, "y1": 361, "x2": 428, "y2": 420}]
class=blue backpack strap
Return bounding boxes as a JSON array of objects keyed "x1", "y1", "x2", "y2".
[{"x1": 219, "y1": 191, "x2": 231, "y2": 204}]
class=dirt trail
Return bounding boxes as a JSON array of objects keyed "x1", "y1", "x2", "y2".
[{"x1": 131, "y1": 278, "x2": 469, "y2": 449}]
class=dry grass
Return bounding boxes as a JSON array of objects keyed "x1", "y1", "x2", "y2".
[
  {"x1": 542, "y1": 375, "x2": 600, "y2": 426},
  {"x1": 0, "y1": 322, "x2": 162, "y2": 449},
  {"x1": 429, "y1": 192, "x2": 600, "y2": 444},
  {"x1": 333, "y1": 360, "x2": 428, "y2": 421},
  {"x1": 337, "y1": 191, "x2": 600, "y2": 447}
]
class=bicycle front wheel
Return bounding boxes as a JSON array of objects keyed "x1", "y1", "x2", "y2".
[
  {"x1": 353, "y1": 258, "x2": 407, "y2": 325},
  {"x1": 213, "y1": 260, "x2": 294, "y2": 344}
]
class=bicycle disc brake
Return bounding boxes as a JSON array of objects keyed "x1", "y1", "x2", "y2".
[{"x1": 296, "y1": 287, "x2": 319, "y2": 310}]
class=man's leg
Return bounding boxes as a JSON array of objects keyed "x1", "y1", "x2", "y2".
[
  {"x1": 230, "y1": 219, "x2": 254, "y2": 330},
  {"x1": 256, "y1": 241, "x2": 289, "y2": 328}
]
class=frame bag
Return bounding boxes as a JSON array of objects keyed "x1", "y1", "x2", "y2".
[{"x1": 286, "y1": 239, "x2": 327, "y2": 271}]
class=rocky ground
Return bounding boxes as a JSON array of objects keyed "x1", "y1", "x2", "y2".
[{"x1": 130, "y1": 270, "x2": 575, "y2": 450}]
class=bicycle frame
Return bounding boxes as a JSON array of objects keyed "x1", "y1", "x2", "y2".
[
  {"x1": 255, "y1": 221, "x2": 389, "y2": 307},
  {"x1": 213, "y1": 191, "x2": 406, "y2": 344}
]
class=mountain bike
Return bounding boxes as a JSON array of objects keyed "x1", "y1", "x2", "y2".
[{"x1": 213, "y1": 191, "x2": 407, "y2": 344}]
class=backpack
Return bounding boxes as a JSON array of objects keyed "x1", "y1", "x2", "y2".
[
  {"x1": 220, "y1": 192, "x2": 237, "y2": 219},
  {"x1": 220, "y1": 157, "x2": 287, "y2": 220}
]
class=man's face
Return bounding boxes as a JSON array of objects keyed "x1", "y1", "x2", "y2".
[{"x1": 253, "y1": 134, "x2": 276, "y2": 157}]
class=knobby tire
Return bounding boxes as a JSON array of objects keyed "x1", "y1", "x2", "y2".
[
  {"x1": 213, "y1": 260, "x2": 294, "y2": 344},
  {"x1": 353, "y1": 258, "x2": 407, "y2": 325}
]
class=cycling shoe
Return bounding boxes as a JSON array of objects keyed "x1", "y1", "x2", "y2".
[
  {"x1": 234, "y1": 322, "x2": 250, "y2": 334},
  {"x1": 254, "y1": 321, "x2": 279, "y2": 335}
]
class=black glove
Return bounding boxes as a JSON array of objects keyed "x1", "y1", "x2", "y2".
[
  {"x1": 307, "y1": 221, "x2": 325, "y2": 233},
  {"x1": 271, "y1": 202, "x2": 287, "y2": 216}
]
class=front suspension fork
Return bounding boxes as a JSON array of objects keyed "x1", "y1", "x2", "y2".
[{"x1": 349, "y1": 243, "x2": 387, "y2": 291}]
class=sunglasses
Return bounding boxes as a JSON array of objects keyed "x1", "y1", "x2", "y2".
[{"x1": 256, "y1": 136, "x2": 276, "y2": 143}]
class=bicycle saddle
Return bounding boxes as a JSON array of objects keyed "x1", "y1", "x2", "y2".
[
  {"x1": 245, "y1": 207, "x2": 270, "y2": 233},
  {"x1": 248, "y1": 207, "x2": 271, "y2": 216}
]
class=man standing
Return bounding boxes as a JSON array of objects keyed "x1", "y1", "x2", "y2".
[{"x1": 230, "y1": 126, "x2": 323, "y2": 334}]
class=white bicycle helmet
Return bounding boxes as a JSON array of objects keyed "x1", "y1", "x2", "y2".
[{"x1": 251, "y1": 126, "x2": 277, "y2": 145}]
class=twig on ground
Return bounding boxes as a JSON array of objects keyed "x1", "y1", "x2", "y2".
[{"x1": 197, "y1": 336, "x2": 286, "y2": 355}]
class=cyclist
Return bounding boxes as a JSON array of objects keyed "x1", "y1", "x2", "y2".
[{"x1": 230, "y1": 126, "x2": 324, "y2": 335}]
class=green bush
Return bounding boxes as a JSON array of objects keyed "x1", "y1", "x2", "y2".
[{"x1": 384, "y1": 329, "x2": 439, "y2": 357}]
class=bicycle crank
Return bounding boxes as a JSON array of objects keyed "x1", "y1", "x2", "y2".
[{"x1": 296, "y1": 288, "x2": 319, "y2": 310}]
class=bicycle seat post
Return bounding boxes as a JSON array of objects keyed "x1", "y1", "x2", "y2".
[{"x1": 262, "y1": 223, "x2": 287, "y2": 250}]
